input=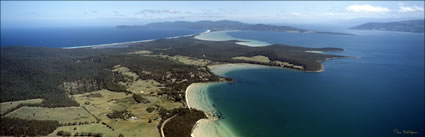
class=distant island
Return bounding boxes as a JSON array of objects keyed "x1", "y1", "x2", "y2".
[
  {"x1": 350, "y1": 20, "x2": 424, "y2": 33},
  {"x1": 117, "y1": 20, "x2": 354, "y2": 35}
]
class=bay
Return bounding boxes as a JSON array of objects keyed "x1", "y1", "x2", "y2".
[{"x1": 205, "y1": 30, "x2": 424, "y2": 137}]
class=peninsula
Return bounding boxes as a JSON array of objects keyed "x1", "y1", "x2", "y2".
[{"x1": 1, "y1": 28, "x2": 345, "y2": 137}]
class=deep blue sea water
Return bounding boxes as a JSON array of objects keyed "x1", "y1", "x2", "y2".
[
  {"x1": 0, "y1": 27, "x2": 203, "y2": 48},
  {"x1": 207, "y1": 30, "x2": 424, "y2": 137}
]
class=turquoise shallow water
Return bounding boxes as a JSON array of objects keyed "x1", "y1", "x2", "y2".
[{"x1": 206, "y1": 30, "x2": 424, "y2": 137}]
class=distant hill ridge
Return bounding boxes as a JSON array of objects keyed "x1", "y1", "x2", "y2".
[
  {"x1": 350, "y1": 20, "x2": 424, "y2": 33},
  {"x1": 117, "y1": 20, "x2": 354, "y2": 35}
]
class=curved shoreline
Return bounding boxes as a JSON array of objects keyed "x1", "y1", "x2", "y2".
[
  {"x1": 184, "y1": 63, "x2": 326, "y2": 137},
  {"x1": 185, "y1": 82, "x2": 231, "y2": 137},
  {"x1": 185, "y1": 82, "x2": 220, "y2": 119},
  {"x1": 192, "y1": 30, "x2": 348, "y2": 72},
  {"x1": 185, "y1": 63, "x2": 277, "y2": 137}
]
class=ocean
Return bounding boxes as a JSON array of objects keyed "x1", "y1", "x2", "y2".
[
  {"x1": 203, "y1": 30, "x2": 424, "y2": 137},
  {"x1": 0, "y1": 27, "x2": 203, "y2": 48}
]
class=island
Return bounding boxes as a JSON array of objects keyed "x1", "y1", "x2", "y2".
[
  {"x1": 0, "y1": 29, "x2": 346, "y2": 137},
  {"x1": 350, "y1": 20, "x2": 424, "y2": 33},
  {"x1": 117, "y1": 20, "x2": 355, "y2": 35}
]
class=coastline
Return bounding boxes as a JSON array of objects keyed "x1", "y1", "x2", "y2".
[
  {"x1": 62, "y1": 29, "x2": 211, "y2": 49},
  {"x1": 185, "y1": 63, "x2": 274, "y2": 137},
  {"x1": 62, "y1": 39, "x2": 156, "y2": 49},
  {"x1": 194, "y1": 30, "x2": 270, "y2": 47},
  {"x1": 64, "y1": 28, "x2": 342, "y2": 136},
  {"x1": 192, "y1": 31, "x2": 343, "y2": 73}
]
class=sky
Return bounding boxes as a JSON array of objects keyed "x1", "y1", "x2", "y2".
[{"x1": 1, "y1": 1, "x2": 424, "y2": 28}]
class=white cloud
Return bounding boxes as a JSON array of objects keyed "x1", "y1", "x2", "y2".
[
  {"x1": 398, "y1": 3, "x2": 424, "y2": 12},
  {"x1": 346, "y1": 4, "x2": 390, "y2": 12}
]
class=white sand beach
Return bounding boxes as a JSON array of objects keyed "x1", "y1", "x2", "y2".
[
  {"x1": 305, "y1": 50, "x2": 324, "y2": 54},
  {"x1": 62, "y1": 39, "x2": 155, "y2": 49},
  {"x1": 186, "y1": 63, "x2": 273, "y2": 137},
  {"x1": 191, "y1": 119, "x2": 237, "y2": 137},
  {"x1": 63, "y1": 29, "x2": 211, "y2": 49},
  {"x1": 185, "y1": 83, "x2": 217, "y2": 115},
  {"x1": 185, "y1": 82, "x2": 237, "y2": 137}
]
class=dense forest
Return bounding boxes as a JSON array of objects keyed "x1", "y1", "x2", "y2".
[
  {"x1": 161, "y1": 108, "x2": 206, "y2": 137},
  {"x1": 134, "y1": 36, "x2": 345, "y2": 72},
  {"x1": 1, "y1": 46, "x2": 219, "y2": 106},
  {"x1": 0, "y1": 117, "x2": 60, "y2": 136}
]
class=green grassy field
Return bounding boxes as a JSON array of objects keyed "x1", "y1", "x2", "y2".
[
  {"x1": 4, "y1": 106, "x2": 97, "y2": 123},
  {"x1": 0, "y1": 98, "x2": 43, "y2": 115},
  {"x1": 72, "y1": 89, "x2": 184, "y2": 137},
  {"x1": 47, "y1": 123, "x2": 119, "y2": 137}
]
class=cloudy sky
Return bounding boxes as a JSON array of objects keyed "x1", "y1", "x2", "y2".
[{"x1": 1, "y1": 1, "x2": 424, "y2": 28}]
